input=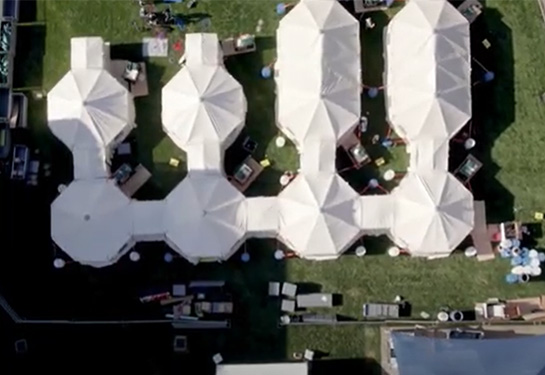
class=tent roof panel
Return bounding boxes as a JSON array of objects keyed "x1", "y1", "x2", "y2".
[{"x1": 51, "y1": 180, "x2": 133, "y2": 267}]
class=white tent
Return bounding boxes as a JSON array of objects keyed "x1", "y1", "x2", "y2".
[
  {"x1": 185, "y1": 33, "x2": 223, "y2": 66},
  {"x1": 390, "y1": 171, "x2": 474, "y2": 257},
  {"x1": 162, "y1": 65, "x2": 247, "y2": 150},
  {"x1": 277, "y1": 0, "x2": 359, "y2": 66},
  {"x1": 164, "y1": 174, "x2": 247, "y2": 263},
  {"x1": 185, "y1": 142, "x2": 223, "y2": 172},
  {"x1": 278, "y1": 173, "x2": 361, "y2": 259},
  {"x1": 70, "y1": 37, "x2": 109, "y2": 70},
  {"x1": 131, "y1": 200, "x2": 166, "y2": 242},
  {"x1": 385, "y1": 0, "x2": 471, "y2": 141},
  {"x1": 358, "y1": 195, "x2": 394, "y2": 235},
  {"x1": 72, "y1": 147, "x2": 109, "y2": 180},
  {"x1": 299, "y1": 139, "x2": 336, "y2": 173},
  {"x1": 407, "y1": 138, "x2": 450, "y2": 171},
  {"x1": 277, "y1": 67, "x2": 361, "y2": 145},
  {"x1": 51, "y1": 179, "x2": 133, "y2": 267},
  {"x1": 246, "y1": 197, "x2": 280, "y2": 238},
  {"x1": 217, "y1": 363, "x2": 308, "y2": 375},
  {"x1": 48, "y1": 69, "x2": 135, "y2": 151},
  {"x1": 276, "y1": 0, "x2": 360, "y2": 146}
]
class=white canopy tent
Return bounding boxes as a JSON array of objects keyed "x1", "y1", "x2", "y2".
[
  {"x1": 51, "y1": 180, "x2": 133, "y2": 267},
  {"x1": 185, "y1": 33, "x2": 223, "y2": 66},
  {"x1": 131, "y1": 200, "x2": 166, "y2": 242},
  {"x1": 407, "y1": 138, "x2": 450, "y2": 171},
  {"x1": 385, "y1": 0, "x2": 471, "y2": 141},
  {"x1": 217, "y1": 363, "x2": 308, "y2": 375},
  {"x1": 276, "y1": 0, "x2": 360, "y2": 67},
  {"x1": 358, "y1": 195, "x2": 394, "y2": 235},
  {"x1": 246, "y1": 197, "x2": 280, "y2": 238},
  {"x1": 72, "y1": 147, "x2": 109, "y2": 180},
  {"x1": 162, "y1": 65, "x2": 247, "y2": 151},
  {"x1": 277, "y1": 69, "x2": 361, "y2": 145},
  {"x1": 278, "y1": 173, "x2": 361, "y2": 259},
  {"x1": 276, "y1": 0, "x2": 360, "y2": 147},
  {"x1": 164, "y1": 174, "x2": 247, "y2": 263},
  {"x1": 48, "y1": 69, "x2": 135, "y2": 151},
  {"x1": 299, "y1": 139, "x2": 336, "y2": 173},
  {"x1": 390, "y1": 171, "x2": 474, "y2": 257},
  {"x1": 70, "y1": 37, "x2": 109, "y2": 70},
  {"x1": 185, "y1": 142, "x2": 223, "y2": 173}
]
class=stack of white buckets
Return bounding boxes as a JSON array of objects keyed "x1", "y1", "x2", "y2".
[{"x1": 500, "y1": 239, "x2": 545, "y2": 284}]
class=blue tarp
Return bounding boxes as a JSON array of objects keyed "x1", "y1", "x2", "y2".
[{"x1": 392, "y1": 332, "x2": 545, "y2": 375}]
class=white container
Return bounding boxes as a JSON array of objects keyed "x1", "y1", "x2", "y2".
[
  {"x1": 437, "y1": 311, "x2": 449, "y2": 322},
  {"x1": 383, "y1": 169, "x2": 395, "y2": 181},
  {"x1": 53, "y1": 258, "x2": 66, "y2": 269},
  {"x1": 464, "y1": 246, "x2": 478, "y2": 257},
  {"x1": 500, "y1": 239, "x2": 512, "y2": 249},
  {"x1": 129, "y1": 251, "x2": 140, "y2": 262},
  {"x1": 355, "y1": 246, "x2": 367, "y2": 257},
  {"x1": 511, "y1": 265, "x2": 524, "y2": 275},
  {"x1": 388, "y1": 247, "x2": 400, "y2": 257},
  {"x1": 275, "y1": 136, "x2": 286, "y2": 148}
]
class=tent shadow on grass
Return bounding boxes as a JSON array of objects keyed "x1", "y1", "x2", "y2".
[
  {"x1": 448, "y1": 7, "x2": 515, "y2": 223},
  {"x1": 224, "y1": 36, "x2": 295, "y2": 198},
  {"x1": 310, "y1": 358, "x2": 383, "y2": 375}
]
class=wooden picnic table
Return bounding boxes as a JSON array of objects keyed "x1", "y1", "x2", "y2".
[
  {"x1": 119, "y1": 164, "x2": 151, "y2": 197},
  {"x1": 457, "y1": 0, "x2": 483, "y2": 24},
  {"x1": 353, "y1": 0, "x2": 389, "y2": 14},
  {"x1": 220, "y1": 36, "x2": 256, "y2": 57},
  {"x1": 229, "y1": 156, "x2": 263, "y2": 192},
  {"x1": 109, "y1": 60, "x2": 149, "y2": 97},
  {"x1": 339, "y1": 131, "x2": 371, "y2": 168}
]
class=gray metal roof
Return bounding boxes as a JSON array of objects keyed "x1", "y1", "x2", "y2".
[{"x1": 392, "y1": 332, "x2": 545, "y2": 375}]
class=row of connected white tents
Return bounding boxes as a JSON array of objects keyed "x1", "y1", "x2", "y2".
[{"x1": 48, "y1": 0, "x2": 475, "y2": 267}]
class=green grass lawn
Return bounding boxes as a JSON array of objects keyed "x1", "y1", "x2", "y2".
[{"x1": 11, "y1": 0, "x2": 545, "y2": 370}]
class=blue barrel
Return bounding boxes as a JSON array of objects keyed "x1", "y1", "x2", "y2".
[
  {"x1": 261, "y1": 66, "x2": 272, "y2": 79},
  {"x1": 381, "y1": 139, "x2": 393, "y2": 148},
  {"x1": 367, "y1": 87, "x2": 379, "y2": 98},
  {"x1": 483, "y1": 71, "x2": 495, "y2": 82},
  {"x1": 505, "y1": 273, "x2": 518, "y2": 284},
  {"x1": 164, "y1": 252, "x2": 174, "y2": 263},
  {"x1": 511, "y1": 255, "x2": 522, "y2": 266},
  {"x1": 276, "y1": 3, "x2": 286, "y2": 15}
]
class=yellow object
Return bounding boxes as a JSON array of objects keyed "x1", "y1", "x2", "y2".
[
  {"x1": 260, "y1": 159, "x2": 271, "y2": 168},
  {"x1": 535, "y1": 212, "x2": 544, "y2": 221},
  {"x1": 169, "y1": 158, "x2": 180, "y2": 167},
  {"x1": 482, "y1": 39, "x2": 491, "y2": 49},
  {"x1": 375, "y1": 157, "x2": 385, "y2": 167}
]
